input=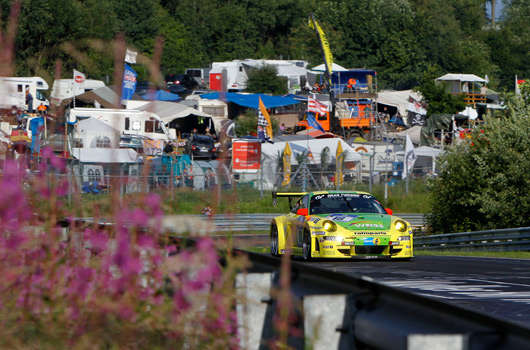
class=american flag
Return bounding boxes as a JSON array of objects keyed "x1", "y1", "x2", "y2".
[{"x1": 308, "y1": 96, "x2": 328, "y2": 115}]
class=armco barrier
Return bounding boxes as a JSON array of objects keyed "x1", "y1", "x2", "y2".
[
  {"x1": 237, "y1": 251, "x2": 530, "y2": 350},
  {"x1": 414, "y1": 227, "x2": 530, "y2": 252}
]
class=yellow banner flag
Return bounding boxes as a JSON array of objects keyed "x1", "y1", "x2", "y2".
[
  {"x1": 259, "y1": 96, "x2": 274, "y2": 140},
  {"x1": 335, "y1": 141, "x2": 344, "y2": 187},
  {"x1": 309, "y1": 15, "x2": 333, "y2": 78},
  {"x1": 282, "y1": 142, "x2": 292, "y2": 186}
]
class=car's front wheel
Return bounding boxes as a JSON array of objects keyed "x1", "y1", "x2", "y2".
[
  {"x1": 270, "y1": 225, "x2": 279, "y2": 257},
  {"x1": 302, "y1": 229, "x2": 312, "y2": 261}
]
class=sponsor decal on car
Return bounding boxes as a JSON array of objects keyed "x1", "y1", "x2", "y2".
[
  {"x1": 363, "y1": 237, "x2": 381, "y2": 245},
  {"x1": 350, "y1": 223, "x2": 385, "y2": 229},
  {"x1": 311, "y1": 218, "x2": 321, "y2": 224},
  {"x1": 351, "y1": 231, "x2": 387, "y2": 235},
  {"x1": 326, "y1": 214, "x2": 359, "y2": 222},
  {"x1": 312, "y1": 231, "x2": 326, "y2": 235}
]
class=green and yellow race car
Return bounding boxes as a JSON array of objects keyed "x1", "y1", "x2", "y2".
[{"x1": 270, "y1": 191, "x2": 413, "y2": 261}]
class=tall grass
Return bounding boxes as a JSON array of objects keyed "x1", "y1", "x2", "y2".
[{"x1": 0, "y1": 153, "x2": 250, "y2": 349}]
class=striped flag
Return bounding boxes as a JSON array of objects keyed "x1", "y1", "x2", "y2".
[{"x1": 308, "y1": 96, "x2": 328, "y2": 116}]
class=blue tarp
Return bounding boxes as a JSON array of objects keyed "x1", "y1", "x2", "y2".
[
  {"x1": 142, "y1": 90, "x2": 182, "y2": 102},
  {"x1": 199, "y1": 92, "x2": 300, "y2": 108}
]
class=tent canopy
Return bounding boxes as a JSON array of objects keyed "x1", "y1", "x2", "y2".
[
  {"x1": 199, "y1": 92, "x2": 300, "y2": 109},
  {"x1": 72, "y1": 148, "x2": 140, "y2": 163},
  {"x1": 378, "y1": 90, "x2": 422, "y2": 117},
  {"x1": 436, "y1": 73, "x2": 486, "y2": 83},
  {"x1": 310, "y1": 63, "x2": 348, "y2": 72},
  {"x1": 61, "y1": 86, "x2": 132, "y2": 109},
  {"x1": 142, "y1": 90, "x2": 181, "y2": 102}
]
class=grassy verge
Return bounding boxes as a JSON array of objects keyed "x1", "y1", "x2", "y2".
[{"x1": 67, "y1": 179, "x2": 432, "y2": 217}]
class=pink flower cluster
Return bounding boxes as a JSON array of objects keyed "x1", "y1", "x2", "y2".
[{"x1": 0, "y1": 152, "x2": 240, "y2": 348}]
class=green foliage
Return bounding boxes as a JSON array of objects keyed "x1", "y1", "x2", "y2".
[
  {"x1": 415, "y1": 66, "x2": 467, "y2": 115},
  {"x1": 428, "y1": 91, "x2": 530, "y2": 233},
  {"x1": 234, "y1": 109, "x2": 279, "y2": 138},
  {"x1": 3, "y1": 0, "x2": 530, "y2": 92},
  {"x1": 246, "y1": 64, "x2": 288, "y2": 95}
]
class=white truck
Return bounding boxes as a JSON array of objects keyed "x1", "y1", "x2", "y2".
[
  {"x1": 0, "y1": 76, "x2": 49, "y2": 112},
  {"x1": 50, "y1": 78, "x2": 106, "y2": 106}
]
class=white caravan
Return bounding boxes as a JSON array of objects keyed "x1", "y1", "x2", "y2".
[
  {"x1": 50, "y1": 79, "x2": 106, "y2": 106},
  {"x1": 0, "y1": 76, "x2": 49, "y2": 111},
  {"x1": 67, "y1": 108, "x2": 177, "y2": 141}
]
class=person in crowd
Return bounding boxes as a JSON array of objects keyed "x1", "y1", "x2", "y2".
[
  {"x1": 37, "y1": 103, "x2": 47, "y2": 115},
  {"x1": 163, "y1": 141, "x2": 174, "y2": 154},
  {"x1": 280, "y1": 123, "x2": 286, "y2": 134},
  {"x1": 26, "y1": 90, "x2": 34, "y2": 114},
  {"x1": 201, "y1": 205, "x2": 213, "y2": 217},
  {"x1": 347, "y1": 78, "x2": 357, "y2": 92}
]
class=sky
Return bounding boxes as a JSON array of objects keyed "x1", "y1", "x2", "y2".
[{"x1": 485, "y1": 0, "x2": 504, "y2": 22}]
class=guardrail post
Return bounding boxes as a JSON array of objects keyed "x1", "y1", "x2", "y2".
[
  {"x1": 304, "y1": 294, "x2": 353, "y2": 350},
  {"x1": 236, "y1": 272, "x2": 274, "y2": 350}
]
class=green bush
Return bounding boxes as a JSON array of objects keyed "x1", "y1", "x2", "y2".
[{"x1": 428, "y1": 87, "x2": 530, "y2": 233}]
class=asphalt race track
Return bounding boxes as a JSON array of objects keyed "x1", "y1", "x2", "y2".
[{"x1": 233, "y1": 234, "x2": 530, "y2": 327}]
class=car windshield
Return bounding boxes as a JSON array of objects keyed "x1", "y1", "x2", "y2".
[
  {"x1": 193, "y1": 137, "x2": 213, "y2": 146},
  {"x1": 309, "y1": 193, "x2": 386, "y2": 215}
]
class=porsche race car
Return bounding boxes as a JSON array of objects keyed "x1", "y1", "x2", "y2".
[{"x1": 270, "y1": 191, "x2": 413, "y2": 261}]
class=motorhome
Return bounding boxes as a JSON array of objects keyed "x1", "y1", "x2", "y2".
[
  {"x1": 0, "y1": 76, "x2": 49, "y2": 112},
  {"x1": 50, "y1": 79, "x2": 106, "y2": 106},
  {"x1": 67, "y1": 108, "x2": 177, "y2": 142},
  {"x1": 209, "y1": 59, "x2": 309, "y2": 93}
]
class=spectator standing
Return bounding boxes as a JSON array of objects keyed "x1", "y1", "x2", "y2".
[{"x1": 26, "y1": 90, "x2": 34, "y2": 114}]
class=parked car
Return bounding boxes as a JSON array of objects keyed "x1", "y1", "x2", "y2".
[
  {"x1": 164, "y1": 74, "x2": 199, "y2": 90},
  {"x1": 135, "y1": 81, "x2": 156, "y2": 96},
  {"x1": 119, "y1": 135, "x2": 146, "y2": 154},
  {"x1": 186, "y1": 134, "x2": 217, "y2": 159}
]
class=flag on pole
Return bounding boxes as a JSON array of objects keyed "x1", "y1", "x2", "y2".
[
  {"x1": 125, "y1": 48, "x2": 138, "y2": 64},
  {"x1": 516, "y1": 75, "x2": 525, "y2": 94},
  {"x1": 121, "y1": 64, "x2": 138, "y2": 102},
  {"x1": 73, "y1": 69, "x2": 86, "y2": 93},
  {"x1": 402, "y1": 134, "x2": 417, "y2": 180},
  {"x1": 258, "y1": 96, "x2": 273, "y2": 141},
  {"x1": 308, "y1": 96, "x2": 328, "y2": 115},
  {"x1": 282, "y1": 142, "x2": 292, "y2": 186},
  {"x1": 307, "y1": 113, "x2": 325, "y2": 133}
]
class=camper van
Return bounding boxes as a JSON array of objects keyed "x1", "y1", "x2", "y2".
[
  {"x1": 67, "y1": 108, "x2": 177, "y2": 142},
  {"x1": 0, "y1": 76, "x2": 49, "y2": 112},
  {"x1": 50, "y1": 79, "x2": 105, "y2": 106}
]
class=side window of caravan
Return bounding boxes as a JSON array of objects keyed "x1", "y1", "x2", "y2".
[
  {"x1": 17, "y1": 84, "x2": 23, "y2": 93},
  {"x1": 145, "y1": 119, "x2": 164, "y2": 134}
]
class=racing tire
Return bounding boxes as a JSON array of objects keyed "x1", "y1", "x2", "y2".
[
  {"x1": 270, "y1": 225, "x2": 280, "y2": 257},
  {"x1": 302, "y1": 229, "x2": 312, "y2": 261}
]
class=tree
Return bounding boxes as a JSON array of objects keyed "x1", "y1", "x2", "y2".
[
  {"x1": 245, "y1": 64, "x2": 288, "y2": 95},
  {"x1": 428, "y1": 85, "x2": 530, "y2": 233},
  {"x1": 415, "y1": 66, "x2": 467, "y2": 115}
]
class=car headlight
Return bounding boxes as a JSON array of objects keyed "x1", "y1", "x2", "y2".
[
  {"x1": 394, "y1": 220, "x2": 407, "y2": 232},
  {"x1": 322, "y1": 220, "x2": 337, "y2": 232},
  {"x1": 397, "y1": 235, "x2": 411, "y2": 241}
]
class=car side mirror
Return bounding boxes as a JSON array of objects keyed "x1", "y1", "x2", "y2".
[
  {"x1": 297, "y1": 208, "x2": 309, "y2": 216},
  {"x1": 385, "y1": 208, "x2": 393, "y2": 215}
]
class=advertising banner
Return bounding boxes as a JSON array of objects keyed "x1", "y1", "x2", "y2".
[{"x1": 232, "y1": 140, "x2": 261, "y2": 173}]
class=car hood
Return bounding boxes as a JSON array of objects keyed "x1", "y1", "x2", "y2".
[{"x1": 315, "y1": 213, "x2": 391, "y2": 231}]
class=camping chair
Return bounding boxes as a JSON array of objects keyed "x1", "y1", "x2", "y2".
[{"x1": 82, "y1": 181, "x2": 91, "y2": 194}]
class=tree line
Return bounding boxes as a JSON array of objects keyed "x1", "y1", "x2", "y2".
[{"x1": 1, "y1": 0, "x2": 529, "y2": 92}]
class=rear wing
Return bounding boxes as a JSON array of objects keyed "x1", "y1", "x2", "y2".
[{"x1": 272, "y1": 191, "x2": 307, "y2": 210}]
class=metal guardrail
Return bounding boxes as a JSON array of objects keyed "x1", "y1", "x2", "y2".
[
  {"x1": 414, "y1": 227, "x2": 530, "y2": 252},
  {"x1": 237, "y1": 251, "x2": 530, "y2": 350},
  {"x1": 210, "y1": 213, "x2": 426, "y2": 233}
]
